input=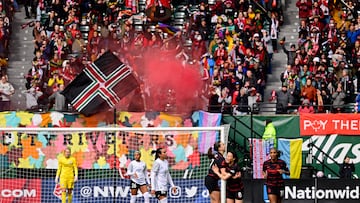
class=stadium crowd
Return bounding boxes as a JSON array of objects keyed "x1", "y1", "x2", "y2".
[{"x1": 2, "y1": 0, "x2": 360, "y2": 115}]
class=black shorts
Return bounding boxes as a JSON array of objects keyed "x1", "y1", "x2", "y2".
[
  {"x1": 227, "y1": 189, "x2": 244, "y2": 200},
  {"x1": 130, "y1": 180, "x2": 146, "y2": 189},
  {"x1": 266, "y1": 185, "x2": 284, "y2": 197},
  {"x1": 205, "y1": 175, "x2": 220, "y2": 193},
  {"x1": 155, "y1": 190, "x2": 167, "y2": 199}
]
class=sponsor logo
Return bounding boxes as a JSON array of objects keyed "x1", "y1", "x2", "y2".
[
  {"x1": 185, "y1": 187, "x2": 197, "y2": 197},
  {"x1": 303, "y1": 135, "x2": 360, "y2": 165},
  {"x1": 79, "y1": 185, "x2": 206, "y2": 199},
  {"x1": 0, "y1": 179, "x2": 41, "y2": 202},
  {"x1": 0, "y1": 189, "x2": 36, "y2": 198},
  {"x1": 53, "y1": 183, "x2": 62, "y2": 200},
  {"x1": 169, "y1": 186, "x2": 181, "y2": 198},
  {"x1": 303, "y1": 120, "x2": 327, "y2": 132},
  {"x1": 300, "y1": 114, "x2": 360, "y2": 135},
  {"x1": 80, "y1": 186, "x2": 130, "y2": 198},
  {"x1": 285, "y1": 186, "x2": 360, "y2": 200}
]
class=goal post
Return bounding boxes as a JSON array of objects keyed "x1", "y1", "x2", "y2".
[{"x1": 0, "y1": 127, "x2": 226, "y2": 203}]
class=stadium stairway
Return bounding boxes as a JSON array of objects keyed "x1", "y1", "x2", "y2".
[
  {"x1": 260, "y1": 0, "x2": 299, "y2": 114},
  {"x1": 7, "y1": 6, "x2": 34, "y2": 111}
]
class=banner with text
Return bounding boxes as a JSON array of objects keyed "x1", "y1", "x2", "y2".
[
  {"x1": 0, "y1": 179, "x2": 41, "y2": 203},
  {"x1": 300, "y1": 114, "x2": 360, "y2": 136},
  {"x1": 0, "y1": 130, "x2": 215, "y2": 170}
]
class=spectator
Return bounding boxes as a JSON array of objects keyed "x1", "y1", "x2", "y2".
[
  {"x1": 296, "y1": 0, "x2": 312, "y2": 22},
  {"x1": 332, "y1": 83, "x2": 346, "y2": 113},
  {"x1": 262, "y1": 29, "x2": 274, "y2": 74},
  {"x1": 288, "y1": 80, "x2": 301, "y2": 108},
  {"x1": 231, "y1": 81, "x2": 241, "y2": 105},
  {"x1": 297, "y1": 99, "x2": 314, "y2": 113},
  {"x1": 339, "y1": 156, "x2": 355, "y2": 179},
  {"x1": 282, "y1": 43, "x2": 297, "y2": 65},
  {"x1": 270, "y1": 12, "x2": 279, "y2": 53},
  {"x1": 235, "y1": 87, "x2": 249, "y2": 115},
  {"x1": 299, "y1": 64, "x2": 311, "y2": 87},
  {"x1": 275, "y1": 84, "x2": 292, "y2": 114},
  {"x1": 0, "y1": 75, "x2": 14, "y2": 111},
  {"x1": 301, "y1": 78, "x2": 317, "y2": 104},
  {"x1": 22, "y1": 87, "x2": 43, "y2": 110},
  {"x1": 248, "y1": 87, "x2": 260, "y2": 113},
  {"x1": 316, "y1": 85, "x2": 332, "y2": 113},
  {"x1": 208, "y1": 86, "x2": 221, "y2": 113},
  {"x1": 218, "y1": 87, "x2": 232, "y2": 114},
  {"x1": 340, "y1": 69, "x2": 355, "y2": 103},
  {"x1": 48, "y1": 84, "x2": 66, "y2": 111}
]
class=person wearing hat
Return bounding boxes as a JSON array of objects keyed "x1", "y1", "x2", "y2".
[
  {"x1": 275, "y1": 83, "x2": 292, "y2": 114},
  {"x1": 231, "y1": 81, "x2": 241, "y2": 105},
  {"x1": 297, "y1": 99, "x2": 314, "y2": 113}
]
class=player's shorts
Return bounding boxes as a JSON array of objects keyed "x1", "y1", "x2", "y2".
[
  {"x1": 155, "y1": 190, "x2": 167, "y2": 199},
  {"x1": 266, "y1": 185, "x2": 284, "y2": 197},
  {"x1": 60, "y1": 178, "x2": 74, "y2": 189},
  {"x1": 130, "y1": 180, "x2": 147, "y2": 189},
  {"x1": 204, "y1": 175, "x2": 220, "y2": 193},
  {"x1": 227, "y1": 189, "x2": 244, "y2": 200}
]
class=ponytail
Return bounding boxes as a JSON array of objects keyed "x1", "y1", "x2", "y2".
[
  {"x1": 152, "y1": 148, "x2": 163, "y2": 160},
  {"x1": 207, "y1": 141, "x2": 222, "y2": 159},
  {"x1": 207, "y1": 147, "x2": 214, "y2": 159}
]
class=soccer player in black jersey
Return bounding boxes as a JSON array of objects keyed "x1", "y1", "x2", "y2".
[
  {"x1": 212, "y1": 151, "x2": 244, "y2": 203},
  {"x1": 205, "y1": 141, "x2": 226, "y2": 203},
  {"x1": 263, "y1": 148, "x2": 290, "y2": 203}
]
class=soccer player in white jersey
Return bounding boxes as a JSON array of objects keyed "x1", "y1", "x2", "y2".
[
  {"x1": 151, "y1": 148, "x2": 177, "y2": 203},
  {"x1": 126, "y1": 151, "x2": 151, "y2": 203}
]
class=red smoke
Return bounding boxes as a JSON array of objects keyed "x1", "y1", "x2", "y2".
[{"x1": 116, "y1": 49, "x2": 207, "y2": 116}]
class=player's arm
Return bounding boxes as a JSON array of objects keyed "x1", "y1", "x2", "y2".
[
  {"x1": 166, "y1": 169, "x2": 175, "y2": 188},
  {"x1": 144, "y1": 163, "x2": 151, "y2": 185},
  {"x1": 55, "y1": 157, "x2": 62, "y2": 182},
  {"x1": 262, "y1": 162, "x2": 268, "y2": 178},
  {"x1": 73, "y1": 157, "x2": 78, "y2": 181},
  {"x1": 212, "y1": 164, "x2": 231, "y2": 180},
  {"x1": 150, "y1": 161, "x2": 159, "y2": 191},
  {"x1": 279, "y1": 162, "x2": 290, "y2": 175},
  {"x1": 126, "y1": 162, "x2": 135, "y2": 176}
]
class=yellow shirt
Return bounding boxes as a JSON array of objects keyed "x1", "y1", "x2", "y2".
[{"x1": 56, "y1": 156, "x2": 78, "y2": 180}]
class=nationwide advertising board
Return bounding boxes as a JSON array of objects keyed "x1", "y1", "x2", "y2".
[{"x1": 1, "y1": 178, "x2": 359, "y2": 202}]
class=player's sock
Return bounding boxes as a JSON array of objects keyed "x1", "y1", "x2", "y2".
[
  {"x1": 130, "y1": 195, "x2": 137, "y2": 203},
  {"x1": 68, "y1": 192, "x2": 73, "y2": 203},
  {"x1": 61, "y1": 192, "x2": 66, "y2": 203},
  {"x1": 143, "y1": 192, "x2": 150, "y2": 203},
  {"x1": 159, "y1": 198, "x2": 167, "y2": 203}
]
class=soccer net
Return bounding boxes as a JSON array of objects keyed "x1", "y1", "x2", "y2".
[{"x1": 0, "y1": 127, "x2": 226, "y2": 203}]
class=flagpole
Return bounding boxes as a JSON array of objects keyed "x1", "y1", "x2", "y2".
[{"x1": 113, "y1": 108, "x2": 116, "y2": 203}]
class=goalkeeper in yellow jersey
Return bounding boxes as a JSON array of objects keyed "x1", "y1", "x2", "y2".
[{"x1": 55, "y1": 148, "x2": 78, "y2": 203}]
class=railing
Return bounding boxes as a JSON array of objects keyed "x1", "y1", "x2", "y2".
[
  {"x1": 306, "y1": 142, "x2": 357, "y2": 179},
  {"x1": 208, "y1": 102, "x2": 357, "y2": 115}
]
